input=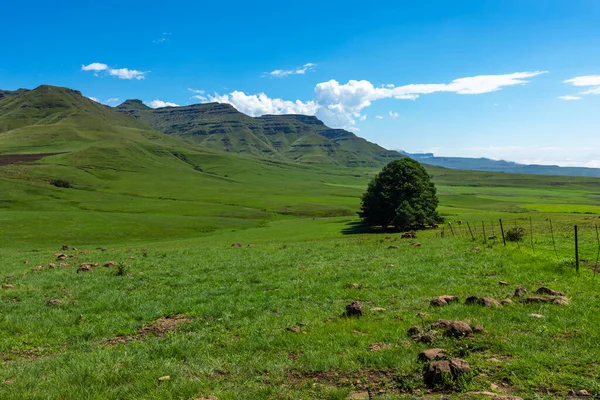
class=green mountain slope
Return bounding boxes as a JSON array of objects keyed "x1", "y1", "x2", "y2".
[{"x1": 116, "y1": 100, "x2": 403, "y2": 167}]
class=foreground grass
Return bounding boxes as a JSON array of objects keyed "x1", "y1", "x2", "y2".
[{"x1": 1, "y1": 218, "x2": 599, "y2": 399}]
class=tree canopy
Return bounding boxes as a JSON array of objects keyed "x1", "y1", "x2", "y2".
[{"x1": 358, "y1": 158, "x2": 443, "y2": 230}]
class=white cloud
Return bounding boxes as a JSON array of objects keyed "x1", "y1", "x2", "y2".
[
  {"x1": 389, "y1": 111, "x2": 399, "y2": 119},
  {"x1": 267, "y1": 63, "x2": 317, "y2": 78},
  {"x1": 82, "y1": 62, "x2": 147, "y2": 80},
  {"x1": 375, "y1": 115, "x2": 384, "y2": 119},
  {"x1": 201, "y1": 71, "x2": 546, "y2": 130},
  {"x1": 147, "y1": 100, "x2": 180, "y2": 108},
  {"x1": 581, "y1": 87, "x2": 600, "y2": 95},
  {"x1": 558, "y1": 95, "x2": 581, "y2": 101},
  {"x1": 106, "y1": 97, "x2": 120, "y2": 105},
  {"x1": 188, "y1": 88, "x2": 205, "y2": 94},
  {"x1": 564, "y1": 75, "x2": 600, "y2": 87},
  {"x1": 87, "y1": 96, "x2": 99, "y2": 102},
  {"x1": 206, "y1": 91, "x2": 319, "y2": 116}
]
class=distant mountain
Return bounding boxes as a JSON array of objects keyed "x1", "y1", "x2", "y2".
[
  {"x1": 116, "y1": 100, "x2": 403, "y2": 167},
  {"x1": 401, "y1": 151, "x2": 600, "y2": 178}
]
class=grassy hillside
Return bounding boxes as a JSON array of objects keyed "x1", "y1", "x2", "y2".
[{"x1": 116, "y1": 100, "x2": 403, "y2": 167}]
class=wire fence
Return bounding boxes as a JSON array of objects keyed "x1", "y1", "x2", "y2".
[{"x1": 435, "y1": 216, "x2": 600, "y2": 274}]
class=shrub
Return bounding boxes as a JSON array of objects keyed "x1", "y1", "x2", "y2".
[
  {"x1": 505, "y1": 227, "x2": 525, "y2": 242},
  {"x1": 50, "y1": 179, "x2": 70, "y2": 188}
]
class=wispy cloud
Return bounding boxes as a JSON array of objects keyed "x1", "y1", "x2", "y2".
[
  {"x1": 146, "y1": 100, "x2": 180, "y2": 108},
  {"x1": 266, "y1": 63, "x2": 317, "y2": 78},
  {"x1": 558, "y1": 95, "x2": 581, "y2": 101},
  {"x1": 86, "y1": 96, "x2": 120, "y2": 106},
  {"x1": 389, "y1": 111, "x2": 399, "y2": 119},
  {"x1": 153, "y1": 32, "x2": 172, "y2": 43},
  {"x1": 188, "y1": 88, "x2": 208, "y2": 102},
  {"x1": 562, "y1": 75, "x2": 600, "y2": 99},
  {"x1": 201, "y1": 71, "x2": 546, "y2": 131},
  {"x1": 375, "y1": 115, "x2": 384, "y2": 119},
  {"x1": 81, "y1": 62, "x2": 147, "y2": 80}
]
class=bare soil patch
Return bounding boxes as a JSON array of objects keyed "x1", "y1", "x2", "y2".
[
  {"x1": 0, "y1": 153, "x2": 64, "y2": 166},
  {"x1": 106, "y1": 314, "x2": 191, "y2": 345}
]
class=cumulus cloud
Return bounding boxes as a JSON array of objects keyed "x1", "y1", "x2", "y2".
[
  {"x1": 200, "y1": 71, "x2": 546, "y2": 130},
  {"x1": 87, "y1": 96, "x2": 100, "y2": 102},
  {"x1": 558, "y1": 95, "x2": 581, "y2": 101},
  {"x1": 267, "y1": 63, "x2": 317, "y2": 78},
  {"x1": 81, "y1": 62, "x2": 147, "y2": 80},
  {"x1": 389, "y1": 111, "x2": 399, "y2": 119},
  {"x1": 375, "y1": 115, "x2": 384, "y2": 119},
  {"x1": 147, "y1": 100, "x2": 180, "y2": 108}
]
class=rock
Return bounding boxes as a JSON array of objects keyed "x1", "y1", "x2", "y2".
[
  {"x1": 2, "y1": 284, "x2": 14, "y2": 289},
  {"x1": 61, "y1": 245, "x2": 71, "y2": 251},
  {"x1": 430, "y1": 298, "x2": 448, "y2": 307},
  {"x1": 401, "y1": 232, "x2": 417, "y2": 239},
  {"x1": 158, "y1": 375, "x2": 170, "y2": 382},
  {"x1": 103, "y1": 261, "x2": 118, "y2": 267},
  {"x1": 418, "y1": 348, "x2": 448, "y2": 362},
  {"x1": 59, "y1": 262, "x2": 68, "y2": 268},
  {"x1": 286, "y1": 326, "x2": 300, "y2": 333},
  {"x1": 231, "y1": 243, "x2": 243, "y2": 247},
  {"x1": 472, "y1": 325, "x2": 485, "y2": 333},
  {"x1": 423, "y1": 360, "x2": 452, "y2": 386},
  {"x1": 535, "y1": 287, "x2": 564, "y2": 296},
  {"x1": 450, "y1": 358, "x2": 471, "y2": 374},
  {"x1": 471, "y1": 247, "x2": 481, "y2": 252},
  {"x1": 77, "y1": 265, "x2": 93, "y2": 273},
  {"x1": 368, "y1": 342, "x2": 388, "y2": 352},
  {"x1": 529, "y1": 313, "x2": 544, "y2": 319},
  {"x1": 525, "y1": 295, "x2": 569, "y2": 305},
  {"x1": 345, "y1": 301, "x2": 363, "y2": 317},
  {"x1": 56, "y1": 254, "x2": 68, "y2": 261},
  {"x1": 48, "y1": 263, "x2": 57, "y2": 269},
  {"x1": 407, "y1": 325, "x2": 424, "y2": 336},
  {"x1": 574, "y1": 389, "x2": 592, "y2": 397},
  {"x1": 371, "y1": 307, "x2": 386, "y2": 312},
  {"x1": 46, "y1": 298, "x2": 63, "y2": 306},
  {"x1": 553, "y1": 296, "x2": 569, "y2": 305},
  {"x1": 412, "y1": 332, "x2": 437, "y2": 343},
  {"x1": 31, "y1": 266, "x2": 44, "y2": 272},
  {"x1": 466, "y1": 296, "x2": 502, "y2": 307},
  {"x1": 410, "y1": 242, "x2": 421, "y2": 247},
  {"x1": 432, "y1": 319, "x2": 472, "y2": 338},
  {"x1": 498, "y1": 281, "x2": 509, "y2": 286},
  {"x1": 501, "y1": 298, "x2": 514, "y2": 305},
  {"x1": 514, "y1": 286, "x2": 527, "y2": 297}
]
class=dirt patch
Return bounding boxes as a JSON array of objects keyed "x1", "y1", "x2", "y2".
[
  {"x1": 106, "y1": 314, "x2": 190, "y2": 345},
  {"x1": 0, "y1": 153, "x2": 64, "y2": 166}
]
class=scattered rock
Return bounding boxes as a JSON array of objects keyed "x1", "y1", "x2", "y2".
[
  {"x1": 410, "y1": 242, "x2": 421, "y2": 247},
  {"x1": 514, "y1": 286, "x2": 527, "y2": 297},
  {"x1": 431, "y1": 319, "x2": 472, "y2": 338},
  {"x1": 46, "y1": 298, "x2": 63, "y2": 306},
  {"x1": 231, "y1": 243, "x2": 243, "y2": 247},
  {"x1": 498, "y1": 281, "x2": 509, "y2": 286},
  {"x1": 48, "y1": 263, "x2": 56, "y2": 269},
  {"x1": 368, "y1": 342, "x2": 388, "y2": 352},
  {"x1": 418, "y1": 348, "x2": 447, "y2": 362},
  {"x1": 501, "y1": 298, "x2": 514, "y2": 305},
  {"x1": 345, "y1": 301, "x2": 363, "y2": 317},
  {"x1": 31, "y1": 266, "x2": 44, "y2": 272},
  {"x1": 529, "y1": 313, "x2": 544, "y2": 319},
  {"x1": 59, "y1": 262, "x2": 68, "y2": 268},
  {"x1": 158, "y1": 375, "x2": 170, "y2": 382},
  {"x1": 371, "y1": 307, "x2": 386, "y2": 312},
  {"x1": 573, "y1": 389, "x2": 592, "y2": 397},
  {"x1": 407, "y1": 325, "x2": 423, "y2": 336},
  {"x1": 466, "y1": 296, "x2": 502, "y2": 308},
  {"x1": 77, "y1": 265, "x2": 93, "y2": 273},
  {"x1": 450, "y1": 358, "x2": 471, "y2": 374},
  {"x1": 2, "y1": 284, "x2": 14, "y2": 289},
  {"x1": 286, "y1": 326, "x2": 300, "y2": 333},
  {"x1": 431, "y1": 295, "x2": 458, "y2": 306},
  {"x1": 24, "y1": 260, "x2": 29, "y2": 264},
  {"x1": 412, "y1": 332, "x2": 438, "y2": 343},
  {"x1": 472, "y1": 325, "x2": 485, "y2": 333},
  {"x1": 471, "y1": 247, "x2": 481, "y2": 252},
  {"x1": 525, "y1": 296, "x2": 569, "y2": 305},
  {"x1": 387, "y1": 245, "x2": 399, "y2": 249},
  {"x1": 535, "y1": 287, "x2": 564, "y2": 296},
  {"x1": 401, "y1": 232, "x2": 417, "y2": 239},
  {"x1": 56, "y1": 254, "x2": 68, "y2": 261},
  {"x1": 103, "y1": 261, "x2": 118, "y2": 267},
  {"x1": 61, "y1": 245, "x2": 71, "y2": 251},
  {"x1": 423, "y1": 358, "x2": 471, "y2": 387}
]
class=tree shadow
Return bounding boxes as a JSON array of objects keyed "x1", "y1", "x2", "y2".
[{"x1": 341, "y1": 221, "x2": 395, "y2": 235}]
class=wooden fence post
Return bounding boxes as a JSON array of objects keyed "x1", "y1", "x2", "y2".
[
  {"x1": 499, "y1": 219, "x2": 506, "y2": 247},
  {"x1": 482, "y1": 221, "x2": 487, "y2": 243},
  {"x1": 448, "y1": 222, "x2": 455, "y2": 237},
  {"x1": 575, "y1": 225, "x2": 579, "y2": 273},
  {"x1": 466, "y1": 221, "x2": 475, "y2": 240}
]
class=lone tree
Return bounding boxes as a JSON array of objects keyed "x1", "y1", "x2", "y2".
[{"x1": 358, "y1": 158, "x2": 443, "y2": 230}]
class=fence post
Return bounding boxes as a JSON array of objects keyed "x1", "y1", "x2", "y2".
[
  {"x1": 529, "y1": 216, "x2": 534, "y2": 252},
  {"x1": 441, "y1": 226, "x2": 445, "y2": 238},
  {"x1": 575, "y1": 225, "x2": 579, "y2": 273},
  {"x1": 448, "y1": 222, "x2": 455, "y2": 237},
  {"x1": 499, "y1": 219, "x2": 506, "y2": 247},
  {"x1": 482, "y1": 221, "x2": 487, "y2": 243},
  {"x1": 466, "y1": 221, "x2": 475, "y2": 240}
]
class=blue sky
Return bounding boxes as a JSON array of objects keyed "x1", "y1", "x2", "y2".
[{"x1": 2, "y1": 0, "x2": 600, "y2": 166}]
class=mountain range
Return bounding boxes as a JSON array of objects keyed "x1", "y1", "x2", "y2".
[{"x1": 401, "y1": 152, "x2": 600, "y2": 178}]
